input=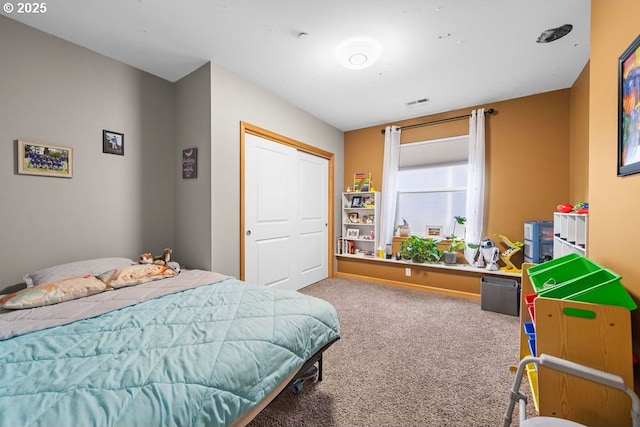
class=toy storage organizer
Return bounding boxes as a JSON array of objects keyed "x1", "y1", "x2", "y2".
[
  {"x1": 524, "y1": 221, "x2": 553, "y2": 264},
  {"x1": 518, "y1": 254, "x2": 636, "y2": 426}
]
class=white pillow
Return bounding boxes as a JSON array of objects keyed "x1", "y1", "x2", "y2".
[{"x1": 23, "y1": 257, "x2": 135, "y2": 287}]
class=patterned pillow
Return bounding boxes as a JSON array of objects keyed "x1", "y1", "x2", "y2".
[
  {"x1": 97, "y1": 264, "x2": 177, "y2": 289},
  {"x1": 0, "y1": 275, "x2": 109, "y2": 309},
  {"x1": 23, "y1": 257, "x2": 135, "y2": 287}
]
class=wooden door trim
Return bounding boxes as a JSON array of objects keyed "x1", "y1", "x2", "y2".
[{"x1": 240, "y1": 121, "x2": 335, "y2": 282}]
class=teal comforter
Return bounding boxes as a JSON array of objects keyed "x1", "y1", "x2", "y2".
[{"x1": 0, "y1": 277, "x2": 340, "y2": 427}]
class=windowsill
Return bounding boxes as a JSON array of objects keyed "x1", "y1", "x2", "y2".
[{"x1": 335, "y1": 253, "x2": 521, "y2": 278}]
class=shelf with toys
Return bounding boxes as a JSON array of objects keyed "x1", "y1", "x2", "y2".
[
  {"x1": 553, "y1": 202, "x2": 588, "y2": 257},
  {"x1": 338, "y1": 191, "x2": 380, "y2": 257}
]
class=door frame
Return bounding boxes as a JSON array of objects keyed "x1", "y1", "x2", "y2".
[{"x1": 240, "y1": 121, "x2": 335, "y2": 282}]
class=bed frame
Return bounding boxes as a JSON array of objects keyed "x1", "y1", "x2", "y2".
[{"x1": 231, "y1": 337, "x2": 340, "y2": 426}]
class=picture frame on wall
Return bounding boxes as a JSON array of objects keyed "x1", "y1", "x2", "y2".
[
  {"x1": 103, "y1": 130, "x2": 124, "y2": 156},
  {"x1": 618, "y1": 34, "x2": 640, "y2": 176},
  {"x1": 182, "y1": 148, "x2": 198, "y2": 179},
  {"x1": 17, "y1": 140, "x2": 73, "y2": 178}
]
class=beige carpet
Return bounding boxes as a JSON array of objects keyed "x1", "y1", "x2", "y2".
[{"x1": 248, "y1": 277, "x2": 534, "y2": 427}]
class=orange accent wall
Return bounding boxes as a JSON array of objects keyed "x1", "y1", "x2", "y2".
[
  {"x1": 570, "y1": 62, "x2": 590, "y2": 203},
  {"x1": 337, "y1": 257, "x2": 484, "y2": 299},
  {"x1": 590, "y1": 1, "x2": 640, "y2": 353},
  {"x1": 343, "y1": 1, "x2": 640, "y2": 365},
  {"x1": 340, "y1": 0, "x2": 640, "y2": 387},
  {"x1": 344, "y1": 91, "x2": 572, "y2": 250}
]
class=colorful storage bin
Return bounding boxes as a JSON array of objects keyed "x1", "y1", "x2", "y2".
[
  {"x1": 529, "y1": 254, "x2": 601, "y2": 293},
  {"x1": 528, "y1": 337, "x2": 537, "y2": 357},
  {"x1": 525, "y1": 293, "x2": 537, "y2": 322},
  {"x1": 527, "y1": 253, "x2": 582, "y2": 277},
  {"x1": 523, "y1": 321, "x2": 536, "y2": 338},
  {"x1": 526, "y1": 254, "x2": 637, "y2": 310}
]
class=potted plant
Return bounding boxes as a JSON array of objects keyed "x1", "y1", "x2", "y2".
[
  {"x1": 443, "y1": 216, "x2": 467, "y2": 265},
  {"x1": 399, "y1": 235, "x2": 443, "y2": 263}
]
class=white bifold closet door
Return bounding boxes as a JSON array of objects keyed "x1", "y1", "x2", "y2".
[{"x1": 244, "y1": 133, "x2": 328, "y2": 290}]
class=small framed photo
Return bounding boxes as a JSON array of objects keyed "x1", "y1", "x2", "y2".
[
  {"x1": 346, "y1": 228, "x2": 360, "y2": 238},
  {"x1": 426, "y1": 225, "x2": 443, "y2": 237},
  {"x1": 350, "y1": 196, "x2": 362, "y2": 208},
  {"x1": 103, "y1": 130, "x2": 124, "y2": 156},
  {"x1": 348, "y1": 212, "x2": 359, "y2": 223},
  {"x1": 17, "y1": 140, "x2": 73, "y2": 178}
]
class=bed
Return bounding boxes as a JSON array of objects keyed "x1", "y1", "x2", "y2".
[{"x1": 0, "y1": 259, "x2": 340, "y2": 427}]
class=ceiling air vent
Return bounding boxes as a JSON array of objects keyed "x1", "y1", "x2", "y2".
[
  {"x1": 537, "y1": 24, "x2": 573, "y2": 43},
  {"x1": 405, "y1": 97, "x2": 429, "y2": 110}
]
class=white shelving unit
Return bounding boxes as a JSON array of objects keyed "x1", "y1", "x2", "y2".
[
  {"x1": 339, "y1": 191, "x2": 380, "y2": 257},
  {"x1": 553, "y1": 212, "x2": 588, "y2": 257}
]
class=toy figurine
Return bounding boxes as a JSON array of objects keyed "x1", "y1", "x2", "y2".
[
  {"x1": 498, "y1": 235, "x2": 524, "y2": 273},
  {"x1": 474, "y1": 237, "x2": 499, "y2": 271}
]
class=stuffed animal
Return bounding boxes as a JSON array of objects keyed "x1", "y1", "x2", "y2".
[
  {"x1": 154, "y1": 248, "x2": 173, "y2": 265},
  {"x1": 139, "y1": 253, "x2": 153, "y2": 264},
  {"x1": 166, "y1": 261, "x2": 180, "y2": 274},
  {"x1": 139, "y1": 249, "x2": 180, "y2": 273}
]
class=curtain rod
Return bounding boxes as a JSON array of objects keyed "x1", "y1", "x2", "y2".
[{"x1": 380, "y1": 108, "x2": 495, "y2": 134}]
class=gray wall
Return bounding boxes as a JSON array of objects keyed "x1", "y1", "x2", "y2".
[
  {"x1": 0, "y1": 15, "x2": 344, "y2": 287},
  {"x1": 174, "y1": 63, "x2": 212, "y2": 270},
  {"x1": 173, "y1": 63, "x2": 344, "y2": 278},
  {"x1": 0, "y1": 16, "x2": 176, "y2": 286},
  {"x1": 207, "y1": 64, "x2": 344, "y2": 277}
]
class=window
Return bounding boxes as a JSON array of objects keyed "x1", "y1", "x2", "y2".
[{"x1": 395, "y1": 135, "x2": 469, "y2": 238}]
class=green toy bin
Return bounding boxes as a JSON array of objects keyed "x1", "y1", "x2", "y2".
[
  {"x1": 527, "y1": 253, "x2": 582, "y2": 277},
  {"x1": 527, "y1": 253, "x2": 637, "y2": 310},
  {"x1": 528, "y1": 254, "x2": 601, "y2": 294},
  {"x1": 539, "y1": 268, "x2": 637, "y2": 310},
  {"x1": 536, "y1": 268, "x2": 617, "y2": 299},
  {"x1": 563, "y1": 271, "x2": 637, "y2": 310}
]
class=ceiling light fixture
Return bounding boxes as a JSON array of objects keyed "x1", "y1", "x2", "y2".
[
  {"x1": 537, "y1": 24, "x2": 573, "y2": 43},
  {"x1": 336, "y1": 38, "x2": 381, "y2": 70}
]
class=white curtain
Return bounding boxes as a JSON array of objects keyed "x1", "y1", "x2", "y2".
[
  {"x1": 464, "y1": 108, "x2": 486, "y2": 264},
  {"x1": 380, "y1": 126, "x2": 402, "y2": 247}
]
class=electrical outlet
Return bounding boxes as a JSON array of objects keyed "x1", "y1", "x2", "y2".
[{"x1": 405, "y1": 267, "x2": 411, "y2": 277}]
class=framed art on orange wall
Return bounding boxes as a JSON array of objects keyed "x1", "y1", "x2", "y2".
[{"x1": 618, "y1": 34, "x2": 640, "y2": 176}]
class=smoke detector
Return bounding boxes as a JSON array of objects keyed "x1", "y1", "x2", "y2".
[{"x1": 537, "y1": 24, "x2": 573, "y2": 43}]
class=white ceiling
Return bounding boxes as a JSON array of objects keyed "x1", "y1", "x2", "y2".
[{"x1": 2, "y1": 0, "x2": 590, "y2": 131}]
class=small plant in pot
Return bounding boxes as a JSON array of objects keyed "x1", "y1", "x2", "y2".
[
  {"x1": 444, "y1": 216, "x2": 467, "y2": 265},
  {"x1": 399, "y1": 235, "x2": 443, "y2": 263}
]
